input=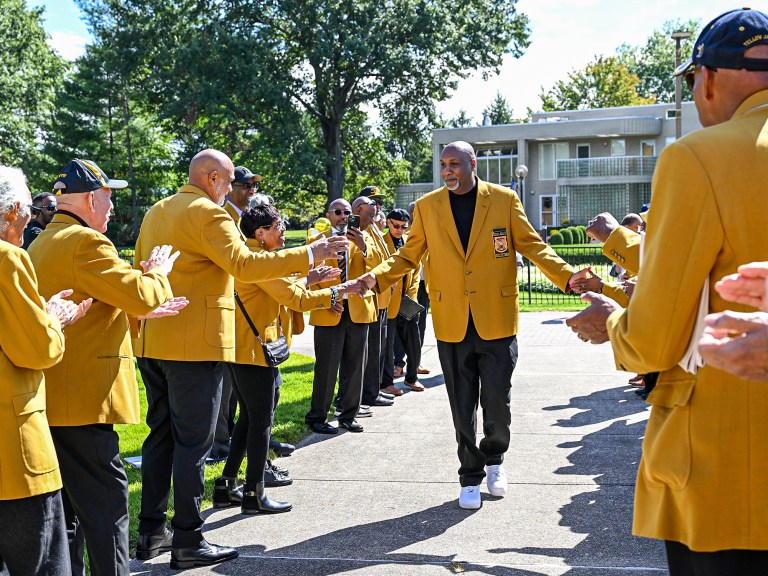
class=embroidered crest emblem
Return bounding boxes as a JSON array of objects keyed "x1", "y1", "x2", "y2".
[{"x1": 492, "y1": 228, "x2": 510, "y2": 258}]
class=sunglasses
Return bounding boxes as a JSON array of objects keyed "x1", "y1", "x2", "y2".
[
  {"x1": 333, "y1": 209, "x2": 352, "y2": 216},
  {"x1": 389, "y1": 222, "x2": 408, "y2": 230},
  {"x1": 683, "y1": 66, "x2": 716, "y2": 91},
  {"x1": 234, "y1": 182, "x2": 259, "y2": 190},
  {"x1": 30, "y1": 203, "x2": 56, "y2": 213}
]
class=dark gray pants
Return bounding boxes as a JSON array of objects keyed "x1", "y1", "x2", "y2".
[
  {"x1": 210, "y1": 366, "x2": 238, "y2": 459},
  {"x1": 0, "y1": 491, "x2": 69, "y2": 576},
  {"x1": 307, "y1": 306, "x2": 368, "y2": 424},
  {"x1": 50, "y1": 424, "x2": 129, "y2": 576},
  {"x1": 137, "y1": 358, "x2": 223, "y2": 548},
  {"x1": 361, "y1": 309, "x2": 387, "y2": 404},
  {"x1": 417, "y1": 280, "x2": 430, "y2": 345},
  {"x1": 437, "y1": 317, "x2": 518, "y2": 487}
]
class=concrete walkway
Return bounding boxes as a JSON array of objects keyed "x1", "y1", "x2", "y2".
[{"x1": 130, "y1": 312, "x2": 667, "y2": 575}]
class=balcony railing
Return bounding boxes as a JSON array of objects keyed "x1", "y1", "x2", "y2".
[{"x1": 557, "y1": 156, "x2": 657, "y2": 179}]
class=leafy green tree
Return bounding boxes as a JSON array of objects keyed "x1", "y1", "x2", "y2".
[
  {"x1": 482, "y1": 91, "x2": 516, "y2": 125},
  {"x1": 77, "y1": 0, "x2": 532, "y2": 204},
  {"x1": 539, "y1": 56, "x2": 655, "y2": 111},
  {"x1": 617, "y1": 20, "x2": 700, "y2": 103},
  {"x1": 449, "y1": 110, "x2": 475, "y2": 128},
  {"x1": 0, "y1": 0, "x2": 67, "y2": 185}
]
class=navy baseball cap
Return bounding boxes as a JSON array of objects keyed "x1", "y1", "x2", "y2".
[
  {"x1": 386, "y1": 208, "x2": 410, "y2": 222},
  {"x1": 233, "y1": 166, "x2": 263, "y2": 184},
  {"x1": 53, "y1": 159, "x2": 128, "y2": 194},
  {"x1": 674, "y1": 7, "x2": 768, "y2": 77}
]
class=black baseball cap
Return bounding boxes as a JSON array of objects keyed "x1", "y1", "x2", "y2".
[
  {"x1": 233, "y1": 166, "x2": 263, "y2": 184},
  {"x1": 386, "y1": 208, "x2": 410, "y2": 222},
  {"x1": 360, "y1": 185, "x2": 384, "y2": 203},
  {"x1": 674, "y1": 8, "x2": 768, "y2": 77},
  {"x1": 53, "y1": 159, "x2": 128, "y2": 194}
]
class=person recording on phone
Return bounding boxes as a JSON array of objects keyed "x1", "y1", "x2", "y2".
[
  {"x1": 305, "y1": 198, "x2": 378, "y2": 434},
  {"x1": 22, "y1": 192, "x2": 56, "y2": 250}
]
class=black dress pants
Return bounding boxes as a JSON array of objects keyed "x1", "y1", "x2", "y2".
[
  {"x1": 50, "y1": 424, "x2": 129, "y2": 576},
  {"x1": 665, "y1": 540, "x2": 768, "y2": 575},
  {"x1": 417, "y1": 279, "x2": 430, "y2": 345},
  {"x1": 306, "y1": 306, "x2": 368, "y2": 424},
  {"x1": 0, "y1": 490, "x2": 69, "y2": 576},
  {"x1": 222, "y1": 363, "x2": 280, "y2": 485},
  {"x1": 361, "y1": 309, "x2": 387, "y2": 404},
  {"x1": 437, "y1": 316, "x2": 518, "y2": 487},
  {"x1": 210, "y1": 366, "x2": 238, "y2": 459},
  {"x1": 137, "y1": 358, "x2": 223, "y2": 548}
]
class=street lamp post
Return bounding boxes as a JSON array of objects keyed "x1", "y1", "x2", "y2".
[
  {"x1": 515, "y1": 164, "x2": 528, "y2": 197},
  {"x1": 672, "y1": 30, "x2": 692, "y2": 140}
]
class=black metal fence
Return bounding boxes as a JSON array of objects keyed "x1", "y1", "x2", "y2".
[{"x1": 519, "y1": 245, "x2": 612, "y2": 308}]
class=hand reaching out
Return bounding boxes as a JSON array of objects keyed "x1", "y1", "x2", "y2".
[
  {"x1": 138, "y1": 297, "x2": 189, "y2": 320},
  {"x1": 715, "y1": 262, "x2": 768, "y2": 311},
  {"x1": 307, "y1": 265, "x2": 341, "y2": 286},
  {"x1": 309, "y1": 235, "x2": 349, "y2": 261},
  {"x1": 45, "y1": 289, "x2": 92, "y2": 328},
  {"x1": 141, "y1": 245, "x2": 181, "y2": 276},
  {"x1": 564, "y1": 292, "x2": 620, "y2": 344},
  {"x1": 570, "y1": 267, "x2": 603, "y2": 294},
  {"x1": 699, "y1": 311, "x2": 768, "y2": 381}
]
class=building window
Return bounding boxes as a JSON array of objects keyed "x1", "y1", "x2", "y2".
[
  {"x1": 540, "y1": 195, "x2": 556, "y2": 228},
  {"x1": 576, "y1": 144, "x2": 590, "y2": 159},
  {"x1": 539, "y1": 142, "x2": 569, "y2": 180},
  {"x1": 476, "y1": 147, "x2": 517, "y2": 186},
  {"x1": 610, "y1": 139, "x2": 626, "y2": 157},
  {"x1": 640, "y1": 140, "x2": 656, "y2": 156}
]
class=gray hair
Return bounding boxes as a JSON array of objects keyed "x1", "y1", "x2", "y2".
[
  {"x1": 250, "y1": 193, "x2": 273, "y2": 207},
  {"x1": 0, "y1": 166, "x2": 31, "y2": 220}
]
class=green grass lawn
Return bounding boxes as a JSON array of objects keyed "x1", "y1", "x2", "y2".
[{"x1": 117, "y1": 353, "x2": 317, "y2": 555}]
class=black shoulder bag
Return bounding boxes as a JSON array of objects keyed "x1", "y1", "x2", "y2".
[{"x1": 234, "y1": 291, "x2": 290, "y2": 367}]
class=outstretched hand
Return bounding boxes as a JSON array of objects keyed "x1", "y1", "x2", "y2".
[
  {"x1": 309, "y1": 235, "x2": 349, "y2": 261},
  {"x1": 45, "y1": 289, "x2": 93, "y2": 328},
  {"x1": 569, "y1": 267, "x2": 602, "y2": 294},
  {"x1": 141, "y1": 245, "x2": 181, "y2": 276},
  {"x1": 307, "y1": 265, "x2": 341, "y2": 286},
  {"x1": 564, "y1": 292, "x2": 619, "y2": 344},
  {"x1": 715, "y1": 262, "x2": 768, "y2": 311},
  {"x1": 138, "y1": 297, "x2": 189, "y2": 320}
]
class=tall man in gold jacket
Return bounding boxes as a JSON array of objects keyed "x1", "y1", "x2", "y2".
[
  {"x1": 30, "y1": 159, "x2": 180, "y2": 576},
  {"x1": 355, "y1": 141, "x2": 578, "y2": 509},
  {"x1": 132, "y1": 149, "x2": 346, "y2": 568},
  {"x1": 567, "y1": 9, "x2": 768, "y2": 574},
  {"x1": 0, "y1": 165, "x2": 90, "y2": 576}
]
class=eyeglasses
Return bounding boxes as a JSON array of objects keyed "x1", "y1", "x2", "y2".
[
  {"x1": 389, "y1": 222, "x2": 408, "y2": 230},
  {"x1": 333, "y1": 209, "x2": 352, "y2": 216},
  {"x1": 42, "y1": 203, "x2": 56, "y2": 212},
  {"x1": 234, "y1": 182, "x2": 259, "y2": 190},
  {"x1": 261, "y1": 219, "x2": 285, "y2": 231}
]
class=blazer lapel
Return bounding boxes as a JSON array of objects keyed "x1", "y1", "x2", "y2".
[
  {"x1": 465, "y1": 180, "x2": 491, "y2": 259},
  {"x1": 436, "y1": 188, "x2": 465, "y2": 257}
]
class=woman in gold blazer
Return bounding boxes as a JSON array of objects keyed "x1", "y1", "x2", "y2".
[{"x1": 214, "y1": 205, "x2": 356, "y2": 514}]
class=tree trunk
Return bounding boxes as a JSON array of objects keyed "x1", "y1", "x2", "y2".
[{"x1": 321, "y1": 115, "x2": 345, "y2": 203}]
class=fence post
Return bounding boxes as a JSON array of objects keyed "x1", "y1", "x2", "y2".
[{"x1": 526, "y1": 259, "x2": 532, "y2": 305}]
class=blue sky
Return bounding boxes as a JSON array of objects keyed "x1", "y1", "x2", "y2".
[{"x1": 37, "y1": 0, "x2": 763, "y2": 120}]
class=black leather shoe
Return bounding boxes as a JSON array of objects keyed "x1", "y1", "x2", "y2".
[
  {"x1": 339, "y1": 419, "x2": 364, "y2": 432},
  {"x1": 212, "y1": 477, "x2": 243, "y2": 508},
  {"x1": 269, "y1": 438, "x2": 295, "y2": 457},
  {"x1": 135, "y1": 527, "x2": 173, "y2": 560},
  {"x1": 308, "y1": 421, "x2": 338, "y2": 434},
  {"x1": 241, "y1": 482, "x2": 292, "y2": 514},
  {"x1": 371, "y1": 394, "x2": 394, "y2": 407},
  {"x1": 264, "y1": 460, "x2": 292, "y2": 487},
  {"x1": 170, "y1": 540, "x2": 238, "y2": 569}
]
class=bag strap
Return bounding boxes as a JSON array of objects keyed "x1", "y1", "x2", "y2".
[{"x1": 234, "y1": 291, "x2": 284, "y2": 345}]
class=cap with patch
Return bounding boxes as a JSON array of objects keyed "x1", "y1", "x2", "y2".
[
  {"x1": 53, "y1": 159, "x2": 128, "y2": 194},
  {"x1": 674, "y1": 7, "x2": 768, "y2": 77},
  {"x1": 386, "y1": 208, "x2": 410, "y2": 222},
  {"x1": 360, "y1": 185, "x2": 384, "y2": 202},
  {"x1": 234, "y1": 166, "x2": 263, "y2": 184}
]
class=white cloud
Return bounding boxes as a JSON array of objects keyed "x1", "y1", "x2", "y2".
[{"x1": 47, "y1": 31, "x2": 88, "y2": 61}]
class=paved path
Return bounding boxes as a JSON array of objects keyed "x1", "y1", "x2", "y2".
[{"x1": 131, "y1": 312, "x2": 667, "y2": 575}]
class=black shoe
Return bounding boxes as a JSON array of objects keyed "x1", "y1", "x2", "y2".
[
  {"x1": 308, "y1": 421, "x2": 338, "y2": 434},
  {"x1": 170, "y1": 540, "x2": 238, "y2": 569},
  {"x1": 339, "y1": 419, "x2": 364, "y2": 433},
  {"x1": 242, "y1": 482, "x2": 292, "y2": 514},
  {"x1": 136, "y1": 527, "x2": 173, "y2": 560},
  {"x1": 269, "y1": 438, "x2": 295, "y2": 457},
  {"x1": 212, "y1": 477, "x2": 243, "y2": 508},
  {"x1": 370, "y1": 394, "x2": 394, "y2": 407},
  {"x1": 264, "y1": 460, "x2": 292, "y2": 487}
]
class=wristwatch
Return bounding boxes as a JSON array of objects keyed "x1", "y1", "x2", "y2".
[{"x1": 329, "y1": 286, "x2": 339, "y2": 306}]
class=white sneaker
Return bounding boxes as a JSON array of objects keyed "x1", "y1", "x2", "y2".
[
  {"x1": 486, "y1": 465, "x2": 507, "y2": 497},
  {"x1": 458, "y1": 486, "x2": 481, "y2": 509}
]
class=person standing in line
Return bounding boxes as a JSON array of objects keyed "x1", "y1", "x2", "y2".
[
  {"x1": 22, "y1": 192, "x2": 56, "y2": 250},
  {"x1": 352, "y1": 141, "x2": 581, "y2": 509}
]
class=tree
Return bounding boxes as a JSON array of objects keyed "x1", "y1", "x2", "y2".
[
  {"x1": 448, "y1": 110, "x2": 475, "y2": 128},
  {"x1": 617, "y1": 19, "x2": 700, "y2": 104},
  {"x1": 0, "y1": 0, "x2": 66, "y2": 184},
  {"x1": 482, "y1": 92, "x2": 515, "y2": 125},
  {"x1": 78, "y1": 0, "x2": 532, "y2": 204},
  {"x1": 539, "y1": 55, "x2": 655, "y2": 111}
]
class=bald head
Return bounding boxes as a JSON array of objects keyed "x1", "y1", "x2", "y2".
[
  {"x1": 352, "y1": 196, "x2": 376, "y2": 228},
  {"x1": 442, "y1": 141, "x2": 476, "y2": 162},
  {"x1": 188, "y1": 149, "x2": 235, "y2": 206}
]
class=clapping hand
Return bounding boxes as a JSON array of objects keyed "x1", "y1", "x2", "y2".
[
  {"x1": 714, "y1": 262, "x2": 768, "y2": 311},
  {"x1": 138, "y1": 297, "x2": 189, "y2": 320},
  {"x1": 141, "y1": 245, "x2": 181, "y2": 276},
  {"x1": 45, "y1": 289, "x2": 92, "y2": 328},
  {"x1": 699, "y1": 311, "x2": 768, "y2": 381},
  {"x1": 309, "y1": 235, "x2": 349, "y2": 261}
]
